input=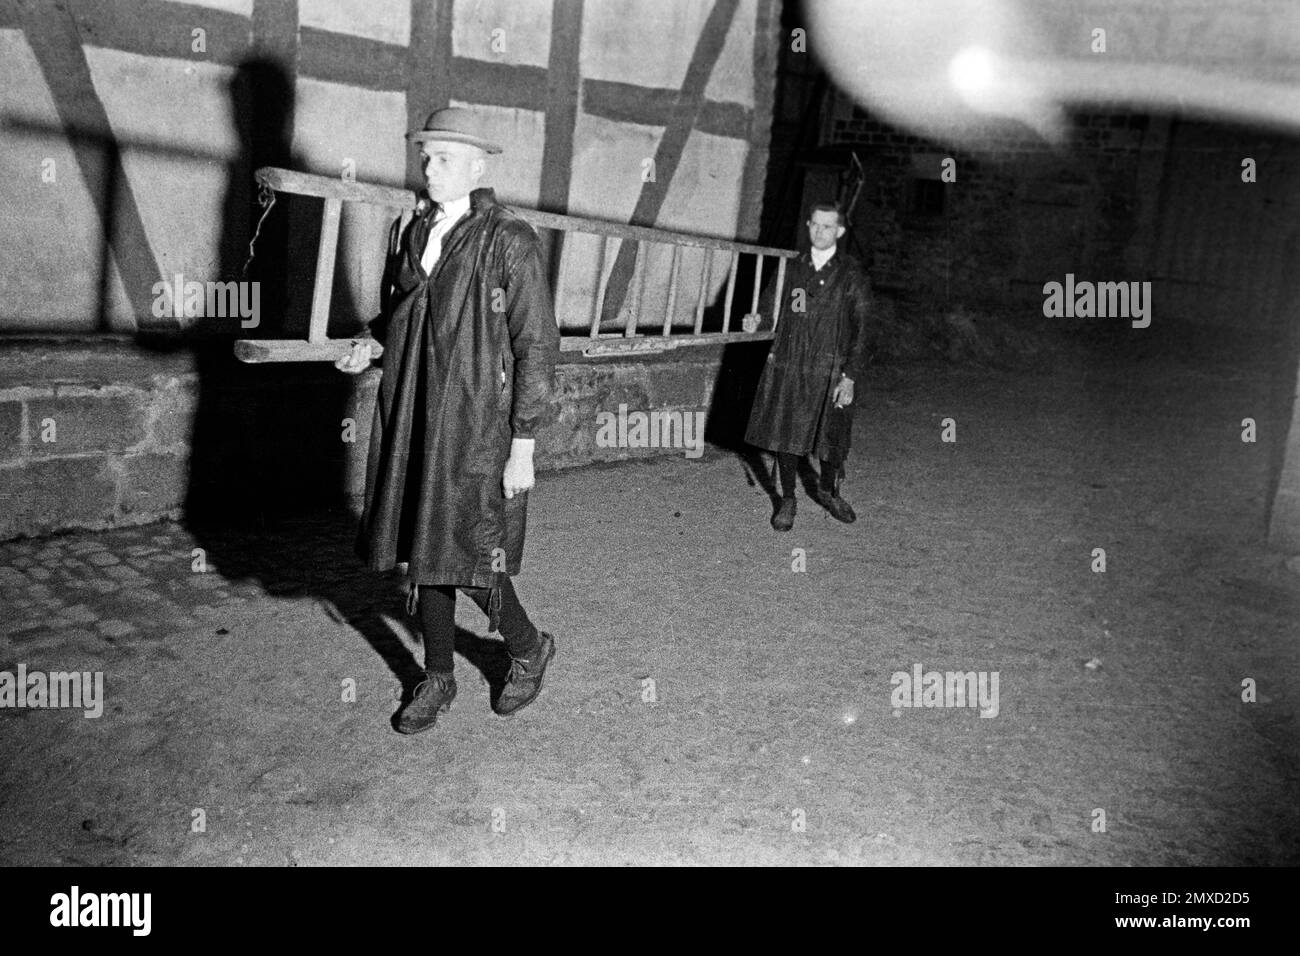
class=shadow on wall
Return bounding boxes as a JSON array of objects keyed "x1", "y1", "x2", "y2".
[
  {"x1": 135, "y1": 57, "x2": 446, "y2": 710},
  {"x1": 2, "y1": 44, "x2": 430, "y2": 687},
  {"x1": 153, "y1": 55, "x2": 354, "y2": 527}
]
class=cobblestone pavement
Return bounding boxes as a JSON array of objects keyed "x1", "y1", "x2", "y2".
[{"x1": 2, "y1": 346, "x2": 1299, "y2": 865}]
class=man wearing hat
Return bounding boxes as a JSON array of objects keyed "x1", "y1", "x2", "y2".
[{"x1": 336, "y1": 107, "x2": 561, "y2": 735}]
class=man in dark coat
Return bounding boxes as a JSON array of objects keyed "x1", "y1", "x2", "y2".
[
  {"x1": 336, "y1": 108, "x2": 561, "y2": 734},
  {"x1": 743, "y1": 202, "x2": 872, "y2": 531}
]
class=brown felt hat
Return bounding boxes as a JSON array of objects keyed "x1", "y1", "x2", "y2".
[{"x1": 407, "y1": 107, "x2": 503, "y2": 153}]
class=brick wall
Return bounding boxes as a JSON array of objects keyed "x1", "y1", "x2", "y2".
[{"x1": 821, "y1": 96, "x2": 1155, "y2": 310}]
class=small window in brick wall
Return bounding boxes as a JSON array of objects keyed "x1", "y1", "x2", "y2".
[{"x1": 905, "y1": 152, "x2": 947, "y2": 219}]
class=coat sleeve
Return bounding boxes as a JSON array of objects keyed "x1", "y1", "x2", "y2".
[
  {"x1": 370, "y1": 211, "x2": 425, "y2": 350},
  {"x1": 840, "y1": 266, "x2": 874, "y2": 382},
  {"x1": 369, "y1": 213, "x2": 405, "y2": 345},
  {"x1": 501, "y1": 226, "x2": 560, "y2": 439}
]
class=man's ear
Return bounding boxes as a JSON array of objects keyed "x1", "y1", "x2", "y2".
[{"x1": 835, "y1": 225, "x2": 846, "y2": 240}]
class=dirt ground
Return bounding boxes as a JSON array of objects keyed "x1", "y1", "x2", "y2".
[{"x1": 2, "y1": 328, "x2": 1298, "y2": 866}]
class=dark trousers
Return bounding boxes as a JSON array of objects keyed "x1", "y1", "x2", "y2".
[
  {"x1": 776, "y1": 452, "x2": 843, "y2": 499},
  {"x1": 416, "y1": 578, "x2": 539, "y2": 673}
]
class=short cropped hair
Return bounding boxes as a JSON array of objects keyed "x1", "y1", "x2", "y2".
[{"x1": 808, "y1": 202, "x2": 845, "y2": 226}]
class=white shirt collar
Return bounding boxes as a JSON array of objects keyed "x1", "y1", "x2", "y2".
[
  {"x1": 437, "y1": 194, "x2": 471, "y2": 223},
  {"x1": 810, "y1": 244, "x2": 836, "y2": 270}
]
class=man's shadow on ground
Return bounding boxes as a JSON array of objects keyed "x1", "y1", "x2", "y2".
[{"x1": 187, "y1": 513, "x2": 515, "y2": 729}]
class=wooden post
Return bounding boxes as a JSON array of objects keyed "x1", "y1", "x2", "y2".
[
  {"x1": 694, "y1": 249, "x2": 712, "y2": 335},
  {"x1": 721, "y1": 251, "x2": 738, "y2": 333},
  {"x1": 591, "y1": 235, "x2": 613, "y2": 338},
  {"x1": 309, "y1": 198, "x2": 343, "y2": 343},
  {"x1": 625, "y1": 241, "x2": 647, "y2": 337},
  {"x1": 750, "y1": 254, "x2": 764, "y2": 317},
  {"x1": 663, "y1": 245, "x2": 681, "y2": 336},
  {"x1": 773, "y1": 257, "x2": 788, "y2": 332}
]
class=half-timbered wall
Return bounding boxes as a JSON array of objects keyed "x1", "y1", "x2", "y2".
[{"x1": 0, "y1": 0, "x2": 779, "y2": 332}]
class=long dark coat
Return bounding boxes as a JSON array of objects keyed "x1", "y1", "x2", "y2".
[
  {"x1": 358, "y1": 187, "x2": 559, "y2": 592},
  {"x1": 744, "y1": 250, "x2": 873, "y2": 461}
]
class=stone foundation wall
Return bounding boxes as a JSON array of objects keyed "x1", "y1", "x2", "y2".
[{"x1": 0, "y1": 338, "x2": 736, "y2": 540}]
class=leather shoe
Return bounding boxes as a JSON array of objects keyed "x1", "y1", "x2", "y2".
[
  {"x1": 495, "y1": 632, "x2": 556, "y2": 716},
  {"x1": 818, "y1": 491, "x2": 856, "y2": 524},
  {"x1": 396, "y1": 670, "x2": 457, "y2": 734},
  {"x1": 771, "y1": 497, "x2": 796, "y2": 531}
]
